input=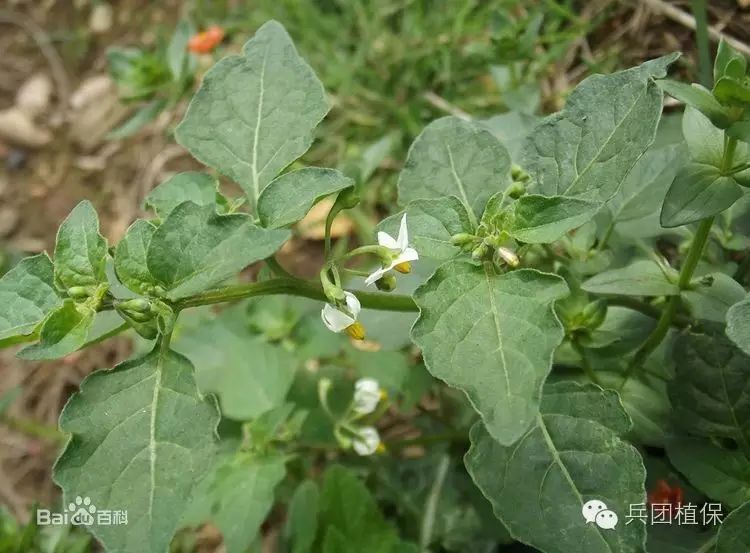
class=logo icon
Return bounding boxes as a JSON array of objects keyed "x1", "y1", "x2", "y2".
[
  {"x1": 582, "y1": 499, "x2": 619, "y2": 530},
  {"x1": 68, "y1": 496, "x2": 96, "y2": 525}
]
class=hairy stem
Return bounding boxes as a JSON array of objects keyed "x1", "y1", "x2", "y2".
[{"x1": 174, "y1": 277, "x2": 417, "y2": 312}]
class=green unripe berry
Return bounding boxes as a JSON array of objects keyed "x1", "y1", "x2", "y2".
[{"x1": 375, "y1": 274, "x2": 397, "y2": 292}]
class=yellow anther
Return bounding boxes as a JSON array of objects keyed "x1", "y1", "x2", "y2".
[
  {"x1": 345, "y1": 321, "x2": 366, "y2": 341},
  {"x1": 394, "y1": 261, "x2": 412, "y2": 274}
]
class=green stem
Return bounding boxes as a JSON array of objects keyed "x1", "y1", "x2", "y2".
[
  {"x1": 175, "y1": 277, "x2": 418, "y2": 312},
  {"x1": 690, "y1": 0, "x2": 712, "y2": 88},
  {"x1": 573, "y1": 339, "x2": 601, "y2": 386},
  {"x1": 264, "y1": 256, "x2": 293, "y2": 278},
  {"x1": 621, "y1": 216, "x2": 714, "y2": 388}
]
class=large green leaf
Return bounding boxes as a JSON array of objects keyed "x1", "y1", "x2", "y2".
[
  {"x1": 146, "y1": 201, "x2": 289, "y2": 300},
  {"x1": 144, "y1": 172, "x2": 219, "y2": 219},
  {"x1": 114, "y1": 219, "x2": 158, "y2": 295},
  {"x1": 506, "y1": 195, "x2": 599, "y2": 243},
  {"x1": 727, "y1": 296, "x2": 750, "y2": 355},
  {"x1": 54, "y1": 200, "x2": 108, "y2": 290},
  {"x1": 257, "y1": 168, "x2": 353, "y2": 229},
  {"x1": 479, "y1": 111, "x2": 538, "y2": 160},
  {"x1": 717, "y1": 501, "x2": 750, "y2": 552},
  {"x1": 669, "y1": 332, "x2": 750, "y2": 450},
  {"x1": 17, "y1": 300, "x2": 96, "y2": 360},
  {"x1": 582, "y1": 260, "x2": 678, "y2": 297},
  {"x1": 656, "y1": 80, "x2": 733, "y2": 129},
  {"x1": 188, "y1": 453, "x2": 286, "y2": 553},
  {"x1": 377, "y1": 197, "x2": 474, "y2": 261},
  {"x1": 412, "y1": 262, "x2": 568, "y2": 444},
  {"x1": 397, "y1": 117, "x2": 511, "y2": 221},
  {"x1": 172, "y1": 307, "x2": 297, "y2": 420},
  {"x1": 465, "y1": 382, "x2": 646, "y2": 553},
  {"x1": 523, "y1": 54, "x2": 677, "y2": 203},
  {"x1": 175, "y1": 21, "x2": 329, "y2": 207},
  {"x1": 0, "y1": 254, "x2": 61, "y2": 340},
  {"x1": 666, "y1": 437, "x2": 750, "y2": 509},
  {"x1": 284, "y1": 480, "x2": 320, "y2": 553},
  {"x1": 53, "y1": 343, "x2": 220, "y2": 552}
]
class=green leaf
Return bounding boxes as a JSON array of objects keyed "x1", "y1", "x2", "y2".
[
  {"x1": 397, "y1": 117, "x2": 511, "y2": 221},
  {"x1": 284, "y1": 480, "x2": 319, "y2": 553},
  {"x1": 167, "y1": 19, "x2": 193, "y2": 82},
  {"x1": 606, "y1": 143, "x2": 686, "y2": 231},
  {"x1": 682, "y1": 272, "x2": 746, "y2": 322},
  {"x1": 666, "y1": 437, "x2": 750, "y2": 509},
  {"x1": 582, "y1": 260, "x2": 679, "y2": 296},
  {"x1": 115, "y1": 219, "x2": 158, "y2": 294},
  {"x1": 54, "y1": 201, "x2": 108, "y2": 290},
  {"x1": 0, "y1": 254, "x2": 61, "y2": 340},
  {"x1": 506, "y1": 195, "x2": 599, "y2": 243},
  {"x1": 524, "y1": 54, "x2": 678, "y2": 203},
  {"x1": 661, "y1": 163, "x2": 744, "y2": 227},
  {"x1": 195, "y1": 454, "x2": 286, "y2": 553},
  {"x1": 53, "y1": 343, "x2": 220, "y2": 552},
  {"x1": 146, "y1": 201, "x2": 289, "y2": 299},
  {"x1": 683, "y1": 106, "x2": 750, "y2": 178},
  {"x1": 377, "y1": 197, "x2": 474, "y2": 261},
  {"x1": 656, "y1": 80, "x2": 733, "y2": 128},
  {"x1": 144, "y1": 172, "x2": 219, "y2": 219},
  {"x1": 479, "y1": 111, "x2": 538, "y2": 160},
  {"x1": 175, "y1": 21, "x2": 329, "y2": 207},
  {"x1": 318, "y1": 465, "x2": 410, "y2": 553},
  {"x1": 728, "y1": 120, "x2": 750, "y2": 144},
  {"x1": 172, "y1": 307, "x2": 297, "y2": 420},
  {"x1": 669, "y1": 332, "x2": 750, "y2": 451},
  {"x1": 17, "y1": 300, "x2": 95, "y2": 360},
  {"x1": 727, "y1": 296, "x2": 750, "y2": 355},
  {"x1": 715, "y1": 39, "x2": 747, "y2": 84},
  {"x1": 412, "y1": 262, "x2": 568, "y2": 444},
  {"x1": 714, "y1": 77, "x2": 750, "y2": 107},
  {"x1": 106, "y1": 99, "x2": 167, "y2": 140},
  {"x1": 257, "y1": 168, "x2": 353, "y2": 229},
  {"x1": 717, "y1": 501, "x2": 750, "y2": 552},
  {"x1": 465, "y1": 382, "x2": 646, "y2": 553}
]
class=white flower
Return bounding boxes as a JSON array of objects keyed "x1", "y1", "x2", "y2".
[
  {"x1": 365, "y1": 214, "x2": 419, "y2": 286},
  {"x1": 353, "y1": 378, "x2": 383, "y2": 415},
  {"x1": 321, "y1": 291, "x2": 365, "y2": 340},
  {"x1": 352, "y1": 426, "x2": 381, "y2": 456}
]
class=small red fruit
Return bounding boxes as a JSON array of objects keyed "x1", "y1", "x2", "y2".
[{"x1": 188, "y1": 26, "x2": 225, "y2": 54}]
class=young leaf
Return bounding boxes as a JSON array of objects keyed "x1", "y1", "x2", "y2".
[
  {"x1": 106, "y1": 99, "x2": 167, "y2": 140},
  {"x1": 714, "y1": 77, "x2": 750, "y2": 108},
  {"x1": 146, "y1": 201, "x2": 289, "y2": 300},
  {"x1": 53, "y1": 343, "x2": 220, "y2": 553},
  {"x1": 284, "y1": 480, "x2": 320, "y2": 553},
  {"x1": 397, "y1": 116, "x2": 511, "y2": 221},
  {"x1": 377, "y1": 197, "x2": 474, "y2": 261},
  {"x1": 167, "y1": 19, "x2": 193, "y2": 82},
  {"x1": 465, "y1": 382, "x2": 646, "y2": 553},
  {"x1": 17, "y1": 300, "x2": 96, "y2": 360},
  {"x1": 717, "y1": 501, "x2": 750, "y2": 552},
  {"x1": 715, "y1": 39, "x2": 747, "y2": 84},
  {"x1": 661, "y1": 163, "x2": 744, "y2": 227},
  {"x1": 523, "y1": 54, "x2": 678, "y2": 204},
  {"x1": 114, "y1": 219, "x2": 158, "y2": 294},
  {"x1": 144, "y1": 172, "x2": 220, "y2": 219},
  {"x1": 669, "y1": 332, "x2": 750, "y2": 452},
  {"x1": 682, "y1": 272, "x2": 745, "y2": 322},
  {"x1": 0, "y1": 254, "x2": 61, "y2": 340},
  {"x1": 666, "y1": 437, "x2": 750, "y2": 509},
  {"x1": 193, "y1": 454, "x2": 286, "y2": 553},
  {"x1": 582, "y1": 260, "x2": 679, "y2": 297},
  {"x1": 411, "y1": 262, "x2": 568, "y2": 444},
  {"x1": 656, "y1": 80, "x2": 733, "y2": 129},
  {"x1": 727, "y1": 296, "x2": 750, "y2": 355},
  {"x1": 172, "y1": 308, "x2": 297, "y2": 420},
  {"x1": 175, "y1": 21, "x2": 329, "y2": 207},
  {"x1": 505, "y1": 195, "x2": 599, "y2": 243},
  {"x1": 54, "y1": 200, "x2": 108, "y2": 290},
  {"x1": 257, "y1": 168, "x2": 354, "y2": 229}
]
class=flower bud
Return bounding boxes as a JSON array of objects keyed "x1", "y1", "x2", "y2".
[
  {"x1": 471, "y1": 242, "x2": 489, "y2": 262},
  {"x1": 581, "y1": 300, "x2": 607, "y2": 330},
  {"x1": 375, "y1": 274, "x2": 397, "y2": 292},
  {"x1": 451, "y1": 233, "x2": 475, "y2": 246},
  {"x1": 67, "y1": 286, "x2": 90, "y2": 300},
  {"x1": 352, "y1": 426, "x2": 381, "y2": 456},
  {"x1": 117, "y1": 298, "x2": 151, "y2": 313},
  {"x1": 353, "y1": 378, "x2": 382, "y2": 415},
  {"x1": 495, "y1": 246, "x2": 520, "y2": 268}
]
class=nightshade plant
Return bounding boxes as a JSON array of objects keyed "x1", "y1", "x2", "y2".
[{"x1": 5, "y1": 20, "x2": 750, "y2": 553}]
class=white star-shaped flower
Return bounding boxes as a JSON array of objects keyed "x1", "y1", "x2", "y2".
[
  {"x1": 352, "y1": 426, "x2": 381, "y2": 456},
  {"x1": 321, "y1": 291, "x2": 365, "y2": 340},
  {"x1": 365, "y1": 214, "x2": 419, "y2": 286},
  {"x1": 353, "y1": 378, "x2": 383, "y2": 415}
]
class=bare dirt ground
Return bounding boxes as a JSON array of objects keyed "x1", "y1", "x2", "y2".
[{"x1": 1, "y1": 0, "x2": 749, "y2": 533}]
